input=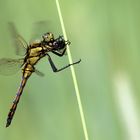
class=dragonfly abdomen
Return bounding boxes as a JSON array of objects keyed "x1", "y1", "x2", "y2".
[{"x1": 6, "y1": 77, "x2": 27, "y2": 127}]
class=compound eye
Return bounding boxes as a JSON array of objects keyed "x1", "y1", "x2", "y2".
[
  {"x1": 43, "y1": 33, "x2": 48, "y2": 39},
  {"x1": 44, "y1": 36, "x2": 48, "y2": 40},
  {"x1": 43, "y1": 32, "x2": 54, "y2": 43}
]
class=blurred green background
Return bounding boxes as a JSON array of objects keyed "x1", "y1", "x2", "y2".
[{"x1": 0, "y1": 0, "x2": 140, "y2": 140}]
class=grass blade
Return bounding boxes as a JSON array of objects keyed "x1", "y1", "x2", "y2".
[{"x1": 55, "y1": 1, "x2": 89, "y2": 140}]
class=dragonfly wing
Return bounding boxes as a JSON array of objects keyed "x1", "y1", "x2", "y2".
[
  {"x1": 0, "y1": 58, "x2": 24, "y2": 75},
  {"x1": 35, "y1": 69, "x2": 45, "y2": 77},
  {"x1": 8, "y1": 22, "x2": 28, "y2": 56},
  {"x1": 30, "y1": 20, "x2": 52, "y2": 43}
]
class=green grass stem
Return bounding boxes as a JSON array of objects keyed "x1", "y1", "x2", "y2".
[{"x1": 55, "y1": 1, "x2": 89, "y2": 140}]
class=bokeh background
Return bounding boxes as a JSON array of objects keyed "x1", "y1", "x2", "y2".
[{"x1": 0, "y1": 0, "x2": 140, "y2": 140}]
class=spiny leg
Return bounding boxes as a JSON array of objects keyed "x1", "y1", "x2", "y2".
[
  {"x1": 52, "y1": 40, "x2": 70, "y2": 57},
  {"x1": 52, "y1": 40, "x2": 70, "y2": 56},
  {"x1": 6, "y1": 77, "x2": 27, "y2": 127},
  {"x1": 47, "y1": 54, "x2": 81, "y2": 72},
  {"x1": 52, "y1": 47, "x2": 66, "y2": 57}
]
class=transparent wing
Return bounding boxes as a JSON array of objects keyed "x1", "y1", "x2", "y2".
[
  {"x1": 35, "y1": 69, "x2": 45, "y2": 77},
  {"x1": 0, "y1": 58, "x2": 24, "y2": 75},
  {"x1": 8, "y1": 22, "x2": 28, "y2": 56},
  {"x1": 30, "y1": 20, "x2": 52, "y2": 43}
]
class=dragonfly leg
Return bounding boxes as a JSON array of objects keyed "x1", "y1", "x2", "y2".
[
  {"x1": 47, "y1": 54, "x2": 81, "y2": 72},
  {"x1": 52, "y1": 47, "x2": 66, "y2": 57},
  {"x1": 51, "y1": 40, "x2": 70, "y2": 57}
]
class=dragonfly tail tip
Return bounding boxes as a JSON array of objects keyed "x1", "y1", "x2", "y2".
[
  {"x1": 6, "y1": 118, "x2": 11, "y2": 128},
  {"x1": 6, "y1": 124, "x2": 9, "y2": 128}
]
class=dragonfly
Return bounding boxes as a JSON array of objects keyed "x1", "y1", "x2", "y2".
[{"x1": 0, "y1": 23, "x2": 81, "y2": 127}]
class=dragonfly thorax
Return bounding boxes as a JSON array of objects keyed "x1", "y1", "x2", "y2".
[{"x1": 30, "y1": 39, "x2": 41, "y2": 46}]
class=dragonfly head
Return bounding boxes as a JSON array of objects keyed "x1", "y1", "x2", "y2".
[
  {"x1": 53, "y1": 36, "x2": 71, "y2": 50},
  {"x1": 42, "y1": 32, "x2": 54, "y2": 42}
]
